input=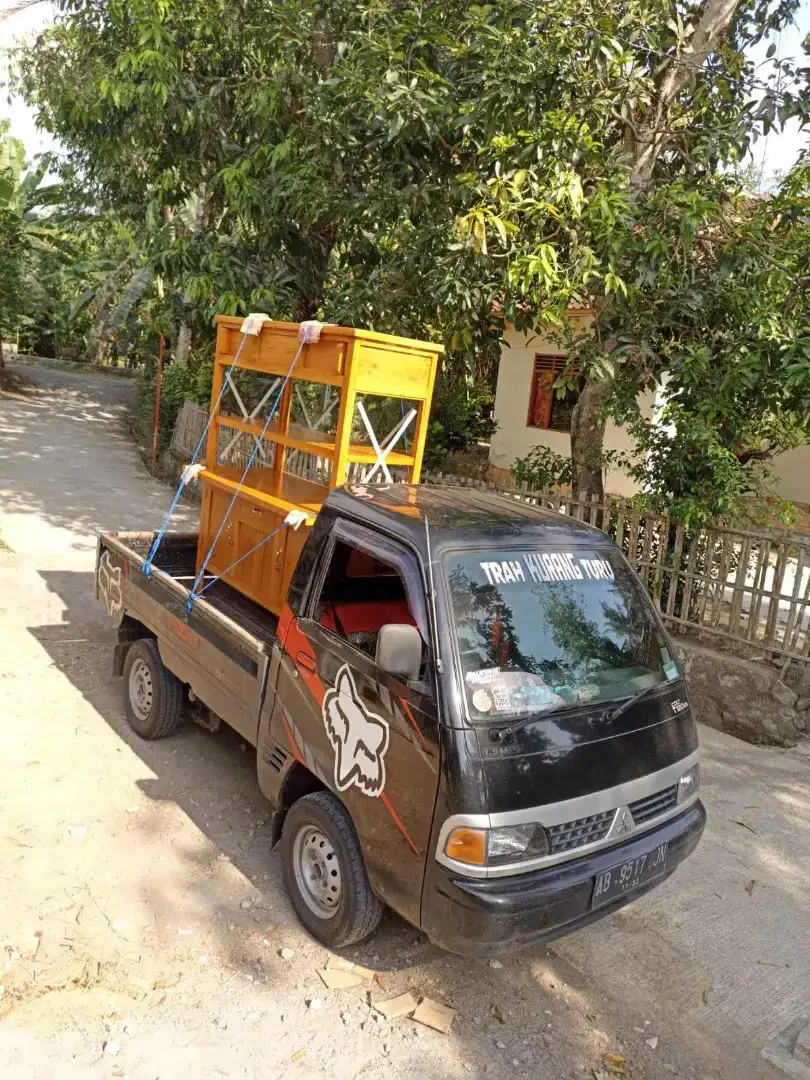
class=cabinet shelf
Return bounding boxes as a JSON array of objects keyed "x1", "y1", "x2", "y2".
[
  {"x1": 201, "y1": 465, "x2": 324, "y2": 523},
  {"x1": 216, "y1": 414, "x2": 416, "y2": 467}
]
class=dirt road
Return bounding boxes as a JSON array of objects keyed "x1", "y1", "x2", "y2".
[{"x1": 0, "y1": 364, "x2": 804, "y2": 1080}]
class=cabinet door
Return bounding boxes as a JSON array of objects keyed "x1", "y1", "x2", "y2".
[{"x1": 198, "y1": 482, "x2": 288, "y2": 612}]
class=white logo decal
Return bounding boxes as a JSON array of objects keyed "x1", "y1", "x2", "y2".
[
  {"x1": 98, "y1": 551, "x2": 124, "y2": 620},
  {"x1": 322, "y1": 665, "x2": 390, "y2": 796},
  {"x1": 671, "y1": 698, "x2": 689, "y2": 715}
]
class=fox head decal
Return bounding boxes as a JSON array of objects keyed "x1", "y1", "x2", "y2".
[
  {"x1": 322, "y1": 665, "x2": 389, "y2": 796},
  {"x1": 98, "y1": 551, "x2": 124, "y2": 620}
]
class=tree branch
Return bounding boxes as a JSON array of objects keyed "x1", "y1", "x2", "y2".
[
  {"x1": 629, "y1": 0, "x2": 741, "y2": 186},
  {"x1": 657, "y1": 0, "x2": 741, "y2": 109}
]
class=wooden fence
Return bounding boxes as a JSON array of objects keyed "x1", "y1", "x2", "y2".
[
  {"x1": 171, "y1": 402, "x2": 810, "y2": 664},
  {"x1": 425, "y1": 475, "x2": 810, "y2": 665}
]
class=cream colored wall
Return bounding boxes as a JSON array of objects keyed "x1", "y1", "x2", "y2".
[
  {"x1": 490, "y1": 326, "x2": 810, "y2": 505},
  {"x1": 489, "y1": 324, "x2": 649, "y2": 497},
  {"x1": 768, "y1": 445, "x2": 810, "y2": 506}
]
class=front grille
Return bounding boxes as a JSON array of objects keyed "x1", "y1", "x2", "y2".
[
  {"x1": 629, "y1": 784, "x2": 678, "y2": 824},
  {"x1": 547, "y1": 810, "x2": 614, "y2": 855}
]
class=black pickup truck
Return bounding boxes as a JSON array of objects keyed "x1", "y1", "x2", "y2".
[{"x1": 95, "y1": 483, "x2": 704, "y2": 956}]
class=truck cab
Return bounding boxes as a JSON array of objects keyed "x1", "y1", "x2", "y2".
[
  {"x1": 98, "y1": 483, "x2": 704, "y2": 956},
  {"x1": 256, "y1": 485, "x2": 704, "y2": 955}
]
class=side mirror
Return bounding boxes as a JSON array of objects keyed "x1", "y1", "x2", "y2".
[{"x1": 375, "y1": 623, "x2": 422, "y2": 683}]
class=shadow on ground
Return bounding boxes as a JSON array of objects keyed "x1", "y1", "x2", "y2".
[
  {"x1": 21, "y1": 571, "x2": 791, "y2": 1080},
  {"x1": 20, "y1": 567, "x2": 654, "y2": 1080},
  {"x1": 0, "y1": 366, "x2": 190, "y2": 549}
]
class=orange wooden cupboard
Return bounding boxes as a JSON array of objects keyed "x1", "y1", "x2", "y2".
[{"x1": 195, "y1": 317, "x2": 442, "y2": 615}]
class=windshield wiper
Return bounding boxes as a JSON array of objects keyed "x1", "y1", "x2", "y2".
[
  {"x1": 488, "y1": 682, "x2": 668, "y2": 741},
  {"x1": 488, "y1": 700, "x2": 579, "y2": 741},
  {"x1": 606, "y1": 682, "x2": 664, "y2": 721}
]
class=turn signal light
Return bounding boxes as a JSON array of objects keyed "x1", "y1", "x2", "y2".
[{"x1": 444, "y1": 827, "x2": 487, "y2": 866}]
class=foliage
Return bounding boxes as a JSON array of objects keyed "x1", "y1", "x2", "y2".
[
  {"x1": 598, "y1": 168, "x2": 810, "y2": 525},
  {"x1": 423, "y1": 376, "x2": 497, "y2": 471},
  {"x1": 621, "y1": 407, "x2": 797, "y2": 529},
  {"x1": 0, "y1": 122, "x2": 34, "y2": 342},
  {"x1": 134, "y1": 360, "x2": 213, "y2": 451},
  {"x1": 511, "y1": 445, "x2": 573, "y2": 491},
  {"x1": 10, "y1": 0, "x2": 810, "y2": 517}
]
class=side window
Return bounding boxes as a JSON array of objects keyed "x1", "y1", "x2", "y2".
[{"x1": 314, "y1": 539, "x2": 422, "y2": 669}]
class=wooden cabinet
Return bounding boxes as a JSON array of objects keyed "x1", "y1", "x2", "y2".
[{"x1": 195, "y1": 318, "x2": 442, "y2": 614}]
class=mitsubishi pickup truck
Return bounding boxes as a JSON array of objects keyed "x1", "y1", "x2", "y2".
[{"x1": 95, "y1": 483, "x2": 705, "y2": 955}]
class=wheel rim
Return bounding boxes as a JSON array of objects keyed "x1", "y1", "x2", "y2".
[
  {"x1": 128, "y1": 657, "x2": 154, "y2": 722},
  {"x1": 292, "y1": 824, "x2": 342, "y2": 920}
]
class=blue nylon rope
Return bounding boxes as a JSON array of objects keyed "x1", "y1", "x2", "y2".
[
  {"x1": 185, "y1": 335, "x2": 309, "y2": 613},
  {"x1": 142, "y1": 327, "x2": 255, "y2": 579},
  {"x1": 195, "y1": 520, "x2": 288, "y2": 598}
]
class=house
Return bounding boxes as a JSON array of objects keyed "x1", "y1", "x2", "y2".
[{"x1": 488, "y1": 312, "x2": 810, "y2": 507}]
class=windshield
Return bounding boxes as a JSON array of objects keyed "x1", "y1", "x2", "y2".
[{"x1": 445, "y1": 548, "x2": 679, "y2": 722}]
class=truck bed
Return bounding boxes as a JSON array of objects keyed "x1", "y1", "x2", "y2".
[
  {"x1": 95, "y1": 530, "x2": 279, "y2": 745},
  {"x1": 118, "y1": 533, "x2": 280, "y2": 647}
]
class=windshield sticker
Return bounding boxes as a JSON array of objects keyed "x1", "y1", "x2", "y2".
[
  {"x1": 491, "y1": 686, "x2": 511, "y2": 712},
  {"x1": 322, "y1": 665, "x2": 390, "y2": 797},
  {"x1": 466, "y1": 667, "x2": 501, "y2": 684},
  {"x1": 472, "y1": 689, "x2": 493, "y2": 713},
  {"x1": 577, "y1": 684, "x2": 600, "y2": 703},
  {"x1": 480, "y1": 553, "x2": 615, "y2": 585}
]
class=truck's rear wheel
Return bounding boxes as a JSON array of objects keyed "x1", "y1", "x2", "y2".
[
  {"x1": 281, "y1": 791, "x2": 383, "y2": 947},
  {"x1": 123, "y1": 638, "x2": 183, "y2": 739}
]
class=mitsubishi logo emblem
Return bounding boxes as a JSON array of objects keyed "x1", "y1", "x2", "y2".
[{"x1": 609, "y1": 806, "x2": 636, "y2": 838}]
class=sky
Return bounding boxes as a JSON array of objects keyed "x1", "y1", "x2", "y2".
[{"x1": 1, "y1": 0, "x2": 809, "y2": 183}]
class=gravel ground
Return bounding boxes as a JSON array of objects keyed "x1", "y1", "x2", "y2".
[{"x1": 0, "y1": 365, "x2": 784, "y2": 1080}]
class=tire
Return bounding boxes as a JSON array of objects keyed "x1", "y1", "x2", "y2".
[
  {"x1": 281, "y1": 791, "x2": 384, "y2": 947},
  {"x1": 122, "y1": 638, "x2": 184, "y2": 739}
]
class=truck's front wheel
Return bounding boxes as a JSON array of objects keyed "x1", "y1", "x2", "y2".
[
  {"x1": 123, "y1": 638, "x2": 184, "y2": 739},
  {"x1": 281, "y1": 791, "x2": 383, "y2": 947}
]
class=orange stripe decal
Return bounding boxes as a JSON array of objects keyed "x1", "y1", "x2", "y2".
[
  {"x1": 380, "y1": 792, "x2": 419, "y2": 856},
  {"x1": 280, "y1": 603, "x2": 327, "y2": 706},
  {"x1": 399, "y1": 697, "x2": 426, "y2": 747},
  {"x1": 281, "y1": 713, "x2": 305, "y2": 765}
]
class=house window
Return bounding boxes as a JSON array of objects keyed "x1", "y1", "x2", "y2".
[{"x1": 527, "y1": 355, "x2": 581, "y2": 432}]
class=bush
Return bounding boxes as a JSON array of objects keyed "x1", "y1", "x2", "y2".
[
  {"x1": 423, "y1": 377, "x2": 497, "y2": 471},
  {"x1": 134, "y1": 361, "x2": 214, "y2": 454},
  {"x1": 510, "y1": 445, "x2": 573, "y2": 490}
]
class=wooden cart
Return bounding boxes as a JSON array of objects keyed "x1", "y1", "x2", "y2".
[{"x1": 196, "y1": 317, "x2": 442, "y2": 614}]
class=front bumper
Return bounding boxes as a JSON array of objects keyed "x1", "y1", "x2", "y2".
[{"x1": 421, "y1": 800, "x2": 706, "y2": 957}]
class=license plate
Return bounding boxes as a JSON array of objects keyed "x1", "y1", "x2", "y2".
[{"x1": 591, "y1": 842, "x2": 669, "y2": 909}]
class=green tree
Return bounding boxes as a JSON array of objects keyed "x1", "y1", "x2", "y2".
[
  {"x1": 0, "y1": 123, "x2": 27, "y2": 363},
  {"x1": 13, "y1": 0, "x2": 810, "y2": 504},
  {"x1": 0, "y1": 120, "x2": 70, "y2": 377}
]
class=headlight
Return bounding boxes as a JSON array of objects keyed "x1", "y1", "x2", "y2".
[
  {"x1": 677, "y1": 763, "x2": 700, "y2": 804},
  {"x1": 444, "y1": 823, "x2": 549, "y2": 867}
]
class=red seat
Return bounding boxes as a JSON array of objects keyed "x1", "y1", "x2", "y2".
[{"x1": 320, "y1": 599, "x2": 415, "y2": 636}]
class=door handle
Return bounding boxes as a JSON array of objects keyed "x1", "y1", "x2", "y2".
[{"x1": 295, "y1": 651, "x2": 317, "y2": 673}]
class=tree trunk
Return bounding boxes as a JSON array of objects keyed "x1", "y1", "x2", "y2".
[
  {"x1": 569, "y1": 376, "x2": 612, "y2": 499},
  {"x1": 175, "y1": 186, "x2": 206, "y2": 366},
  {"x1": 174, "y1": 322, "x2": 192, "y2": 367},
  {"x1": 0, "y1": 338, "x2": 5, "y2": 392}
]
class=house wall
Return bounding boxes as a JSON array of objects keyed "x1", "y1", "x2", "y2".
[
  {"x1": 490, "y1": 326, "x2": 810, "y2": 508},
  {"x1": 768, "y1": 445, "x2": 810, "y2": 506},
  {"x1": 489, "y1": 324, "x2": 653, "y2": 497}
]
